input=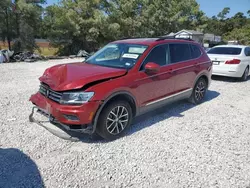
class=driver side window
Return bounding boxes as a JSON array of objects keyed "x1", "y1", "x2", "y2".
[
  {"x1": 96, "y1": 47, "x2": 120, "y2": 61},
  {"x1": 140, "y1": 44, "x2": 169, "y2": 70}
]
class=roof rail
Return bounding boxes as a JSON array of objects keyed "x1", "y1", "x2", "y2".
[
  {"x1": 120, "y1": 37, "x2": 146, "y2": 40},
  {"x1": 156, "y1": 36, "x2": 194, "y2": 41}
]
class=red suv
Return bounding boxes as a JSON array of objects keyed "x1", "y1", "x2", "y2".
[{"x1": 29, "y1": 37, "x2": 212, "y2": 140}]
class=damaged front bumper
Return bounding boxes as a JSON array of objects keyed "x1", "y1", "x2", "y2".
[
  {"x1": 28, "y1": 92, "x2": 104, "y2": 140},
  {"x1": 29, "y1": 106, "x2": 96, "y2": 140}
]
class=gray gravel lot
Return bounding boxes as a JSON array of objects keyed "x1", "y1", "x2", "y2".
[{"x1": 0, "y1": 60, "x2": 250, "y2": 188}]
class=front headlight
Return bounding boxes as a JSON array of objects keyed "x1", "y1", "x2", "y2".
[{"x1": 60, "y1": 92, "x2": 94, "y2": 105}]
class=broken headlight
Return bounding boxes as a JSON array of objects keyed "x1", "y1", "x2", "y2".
[{"x1": 60, "y1": 92, "x2": 94, "y2": 105}]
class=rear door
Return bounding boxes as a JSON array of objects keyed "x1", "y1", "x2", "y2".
[{"x1": 168, "y1": 43, "x2": 198, "y2": 94}]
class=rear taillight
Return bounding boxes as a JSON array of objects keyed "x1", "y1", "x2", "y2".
[{"x1": 225, "y1": 59, "x2": 241, "y2": 64}]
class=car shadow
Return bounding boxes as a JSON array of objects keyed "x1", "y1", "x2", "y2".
[
  {"x1": 211, "y1": 75, "x2": 250, "y2": 82},
  {"x1": 64, "y1": 90, "x2": 220, "y2": 143},
  {"x1": 126, "y1": 90, "x2": 220, "y2": 137},
  {"x1": 0, "y1": 148, "x2": 44, "y2": 188}
]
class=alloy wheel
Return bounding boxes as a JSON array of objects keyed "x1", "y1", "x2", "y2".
[
  {"x1": 106, "y1": 106, "x2": 129, "y2": 135},
  {"x1": 195, "y1": 80, "x2": 206, "y2": 101}
]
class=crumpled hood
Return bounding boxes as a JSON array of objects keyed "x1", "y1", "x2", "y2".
[{"x1": 39, "y1": 62, "x2": 127, "y2": 91}]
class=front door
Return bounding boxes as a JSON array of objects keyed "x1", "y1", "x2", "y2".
[{"x1": 132, "y1": 44, "x2": 176, "y2": 112}]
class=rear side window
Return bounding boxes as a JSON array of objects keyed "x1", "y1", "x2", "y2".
[
  {"x1": 169, "y1": 43, "x2": 192, "y2": 63},
  {"x1": 207, "y1": 47, "x2": 242, "y2": 55},
  {"x1": 190, "y1": 44, "x2": 202, "y2": 59},
  {"x1": 244, "y1": 47, "x2": 250, "y2": 56}
]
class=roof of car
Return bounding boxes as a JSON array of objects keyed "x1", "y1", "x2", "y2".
[
  {"x1": 212, "y1": 44, "x2": 248, "y2": 48},
  {"x1": 113, "y1": 38, "x2": 157, "y2": 45},
  {"x1": 112, "y1": 37, "x2": 198, "y2": 46}
]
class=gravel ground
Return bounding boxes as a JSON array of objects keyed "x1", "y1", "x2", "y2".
[{"x1": 0, "y1": 59, "x2": 250, "y2": 188}]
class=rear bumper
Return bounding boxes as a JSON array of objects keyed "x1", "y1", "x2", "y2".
[
  {"x1": 29, "y1": 92, "x2": 102, "y2": 134},
  {"x1": 212, "y1": 71, "x2": 242, "y2": 77},
  {"x1": 212, "y1": 64, "x2": 244, "y2": 78}
]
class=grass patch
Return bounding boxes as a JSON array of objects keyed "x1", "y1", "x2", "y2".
[
  {"x1": 1, "y1": 44, "x2": 58, "y2": 56},
  {"x1": 0, "y1": 44, "x2": 9, "y2": 50},
  {"x1": 35, "y1": 47, "x2": 58, "y2": 56}
]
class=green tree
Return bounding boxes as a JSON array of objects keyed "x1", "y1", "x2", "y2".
[
  {"x1": 205, "y1": 16, "x2": 221, "y2": 35},
  {"x1": 12, "y1": 0, "x2": 45, "y2": 52},
  {"x1": 217, "y1": 7, "x2": 230, "y2": 20},
  {"x1": 104, "y1": 0, "x2": 206, "y2": 37},
  {"x1": 0, "y1": 0, "x2": 16, "y2": 50},
  {"x1": 43, "y1": 0, "x2": 206, "y2": 54},
  {"x1": 223, "y1": 25, "x2": 250, "y2": 45},
  {"x1": 205, "y1": 8, "x2": 250, "y2": 39},
  {"x1": 43, "y1": 0, "x2": 107, "y2": 55},
  {"x1": 204, "y1": 7, "x2": 231, "y2": 36},
  {"x1": 230, "y1": 12, "x2": 247, "y2": 28}
]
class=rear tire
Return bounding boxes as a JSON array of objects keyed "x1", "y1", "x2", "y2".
[
  {"x1": 240, "y1": 67, "x2": 249, "y2": 81},
  {"x1": 188, "y1": 77, "x2": 208, "y2": 105},
  {"x1": 96, "y1": 100, "x2": 132, "y2": 140}
]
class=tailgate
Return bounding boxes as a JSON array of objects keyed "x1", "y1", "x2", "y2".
[{"x1": 208, "y1": 54, "x2": 241, "y2": 66}]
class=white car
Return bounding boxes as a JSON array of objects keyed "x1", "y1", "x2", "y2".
[{"x1": 207, "y1": 45, "x2": 250, "y2": 81}]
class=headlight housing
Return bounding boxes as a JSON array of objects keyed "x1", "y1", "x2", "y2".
[{"x1": 60, "y1": 92, "x2": 94, "y2": 105}]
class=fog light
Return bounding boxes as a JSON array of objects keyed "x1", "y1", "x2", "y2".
[{"x1": 63, "y1": 114, "x2": 79, "y2": 121}]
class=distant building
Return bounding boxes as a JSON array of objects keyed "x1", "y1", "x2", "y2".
[
  {"x1": 174, "y1": 30, "x2": 204, "y2": 44},
  {"x1": 204, "y1": 33, "x2": 222, "y2": 43},
  {"x1": 166, "y1": 32, "x2": 175, "y2": 37},
  {"x1": 163, "y1": 30, "x2": 222, "y2": 46}
]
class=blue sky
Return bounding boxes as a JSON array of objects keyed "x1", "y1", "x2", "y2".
[
  {"x1": 197, "y1": 0, "x2": 250, "y2": 17},
  {"x1": 44, "y1": 0, "x2": 250, "y2": 18}
]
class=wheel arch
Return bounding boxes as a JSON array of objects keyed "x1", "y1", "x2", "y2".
[
  {"x1": 246, "y1": 65, "x2": 249, "y2": 75},
  {"x1": 193, "y1": 73, "x2": 210, "y2": 88},
  {"x1": 91, "y1": 91, "x2": 138, "y2": 133},
  {"x1": 102, "y1": 91, "x2": 137, "y2": 117}
]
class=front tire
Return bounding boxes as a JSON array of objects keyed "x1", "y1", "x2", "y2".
[
  {"x1": 96, "y1": 100, "x2": 132, "y2": 140},
  {"x1": 240, "y1": 67, "x2": 249, "y2": 81},
  {"x1": 189, "y1": 77, "x2": 208, "y2": 104}
]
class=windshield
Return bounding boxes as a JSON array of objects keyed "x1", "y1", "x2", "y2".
[
  {"x1": 85, "y1": 43, "x2": 148, "y2": 69},
  {"x1": 207, "y1": 47, "x2": 242, "y2": 55}
]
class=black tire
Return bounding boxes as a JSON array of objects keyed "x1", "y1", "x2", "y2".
[
  {"x1": 240, "y1": 66, "x2": 249, "y2": 81},
  {"x1": 96, "y1": 100, "x2": 133, "y2": 140},
  {"x1": 188, "y1": 77, "x2": 208, "y2": 105}
]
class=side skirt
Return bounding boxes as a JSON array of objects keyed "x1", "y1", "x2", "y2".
[{"x1": 137, "y1": 88, "x2": 193, "y2": 116}]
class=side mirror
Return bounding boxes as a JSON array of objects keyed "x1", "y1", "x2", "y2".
[{"x1": 145, "y1": 62, "x2": 160, "y2": 73}]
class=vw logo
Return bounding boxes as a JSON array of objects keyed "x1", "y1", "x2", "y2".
[{"x1": 46, "y1": 90, "x2": 50, "y2": 97}]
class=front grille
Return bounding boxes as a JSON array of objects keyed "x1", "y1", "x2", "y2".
[{"x1": 39, "y1": 83, "x2": 62, "y2": 103}]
